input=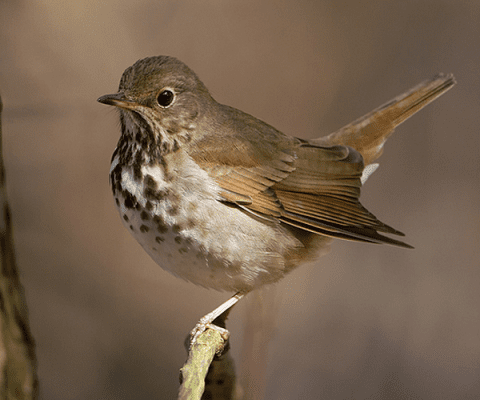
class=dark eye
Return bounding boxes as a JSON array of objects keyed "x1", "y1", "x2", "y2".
[{"x1": 157, "y1": 90, "x2": 174, "y2": 107}]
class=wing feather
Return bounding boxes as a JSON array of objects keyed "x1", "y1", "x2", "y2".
[{"x1": 187, "y1": 103, "x2": 414, "y2": 247}]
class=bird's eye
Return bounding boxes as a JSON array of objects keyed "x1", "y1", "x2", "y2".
[{"x1": 157, "y1": 90, "x2": 174, "y2": 107}]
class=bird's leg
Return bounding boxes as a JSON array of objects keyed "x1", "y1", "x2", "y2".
[{"x1": 190, "y1": 292, "x2": 246, "y2": 349}]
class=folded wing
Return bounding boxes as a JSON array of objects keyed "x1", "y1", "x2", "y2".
[{"x1": 189, "y1": 75, "x2": 456, "y2": 248}]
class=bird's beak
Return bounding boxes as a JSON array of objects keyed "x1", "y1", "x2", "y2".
[{"x1": 97, "y1": 92, "x2": 139, "y2": 110}]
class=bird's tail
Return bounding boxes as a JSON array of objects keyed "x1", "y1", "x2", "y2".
[{"x1": 318, "y1": 73, "x2": 456, "y2": 165}]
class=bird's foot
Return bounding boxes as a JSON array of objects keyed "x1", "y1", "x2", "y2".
[{"x1": 189, "y1": 292, "x2": 245, "y2": 350}]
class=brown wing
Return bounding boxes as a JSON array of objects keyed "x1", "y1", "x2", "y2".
[
  {"x1": 189, "y1": 110, "x2": 412, "y2": 247},
  {"x1": 187, "y1": 74, "x2": 455, "y2": 249},
  {"x1": 272, "y1": 144, "x2": 412, "y2": 247}
]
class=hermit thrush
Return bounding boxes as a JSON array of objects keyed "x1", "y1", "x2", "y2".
[{"x1": 98, "y1": 56, "x2": 455, "y2": 337}]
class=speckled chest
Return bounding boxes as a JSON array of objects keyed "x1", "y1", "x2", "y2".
[
  {"x1": 109, "y1": 149, "x2": 217, "y2": 270},
  {"x1": 108, "y1": 149, "x2": 302, "y2": 292}
]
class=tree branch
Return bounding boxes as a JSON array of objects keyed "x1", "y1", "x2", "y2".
[
  {"x1": 0, "y1": 95, "x2": 38, "y2": 399},
  {"x1": 178, "y1": 311, "x2": 237, "y2": 399}
]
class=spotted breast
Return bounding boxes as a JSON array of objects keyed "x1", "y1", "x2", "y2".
[{"x1": 109, "y1": 146, "x2": 312, "y2": 292}]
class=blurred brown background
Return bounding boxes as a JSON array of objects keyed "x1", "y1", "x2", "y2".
[{"x1": 1, "y1": 1, "x2": 479, "y2": 399}]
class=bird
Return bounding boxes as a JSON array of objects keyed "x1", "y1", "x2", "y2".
[{"x1": 98, "y1": 56, "x2": 455, "y2": 342}]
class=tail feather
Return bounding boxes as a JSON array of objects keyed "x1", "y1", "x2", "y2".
[{"x1": 318, "y1": 74, "x2": 456, "y2": 165}]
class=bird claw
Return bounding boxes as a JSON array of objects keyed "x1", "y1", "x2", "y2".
[
  {"x1": 188, "y1": 292, "x2": 245, "y2": 350},
  {"x1": 189, "y1": 320, "x2": 230, "y2": 350}
]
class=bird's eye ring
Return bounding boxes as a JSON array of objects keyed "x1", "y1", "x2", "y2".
[{"x1": 157, "y1": 90, "x2": 174, "y2": 107}]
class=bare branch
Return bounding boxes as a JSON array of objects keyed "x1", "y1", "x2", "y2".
[
  {"x1": 178, "y1": 328, "x2": 227, "y2": 400},
  {"x1": 0, "y1": 95, "x2": 39, "y2": 399}
]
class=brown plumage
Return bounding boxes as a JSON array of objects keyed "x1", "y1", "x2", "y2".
[
  {"x1": 98, "y1": 56, "x2": 455, "y2": 293},
  {"x1": 98, "y1": 57, "x2": 455, "y2": 347},
  {"x1": 188, "y1": 73, "x2": 455, "y2": 248}
]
